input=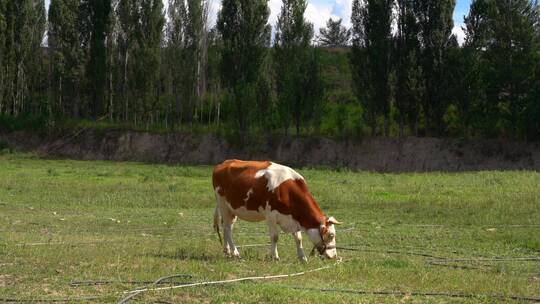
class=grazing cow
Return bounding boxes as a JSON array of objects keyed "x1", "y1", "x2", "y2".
[{"x1": 212, "y1": 160, "x2": 341, "y2": 261}]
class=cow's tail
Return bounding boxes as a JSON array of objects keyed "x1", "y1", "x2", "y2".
[{"x1": 213, "y1": 206, "x2": 222, "y2": 245}]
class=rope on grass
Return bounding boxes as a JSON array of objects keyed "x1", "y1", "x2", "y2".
[
  {"x1": 117, "y1": 259, "x2": 343, "y2": 303},
  {"x1": 117, "y1": 274, "x2": 195, "y2": 304},
  {"x1": 288, "y1": 286, "x2": 540, "y2": 302},
  {"x1": 425, "y1": 261, "x2": 492, "y2": 270}
]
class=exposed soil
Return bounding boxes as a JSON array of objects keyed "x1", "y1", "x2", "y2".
[{"x1": 1, "y1": 129, "x2": 539, "y2": 172}]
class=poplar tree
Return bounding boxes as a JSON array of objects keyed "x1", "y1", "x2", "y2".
[
  {"x1": 464, "y1": 0, "x2": 539, "y2": 137},
  {"x1": 83, "y1": 0, "x2": 111, "y2": 119},
  {"x1": 27, "y1": 0, "x2": 47, "y2": 115},
  {"x1": 274, "y1": 0, "x2": 322, "y2": 135},
  {"x1": 166, "y1": 0, "x2": 208, "y2": 126},
  {"x1": 350, "y1": 0, "x2": 393, "y2": 136},
  {"x1": 2, "y1": 0, "x2": 46, "y2": 116},
  {"x1": 132, "y1": 0, "x2": 165, "y2": 125},
  {"x1": 0, "y1": 1, "x2": 6, "y2": 113},
  {"x1": 48, "y1": 0, "x2": 86, "y2": 117},
  {"x1": 414, "y1": 0, "x2": 456, "y2": 135},
  {"x1": 116, "y1": 0, "x2": 138, "y2": 121},
  {"x1": 395, "y1": 0, "x2": 422, "y2": 136},
  {"x1": 217, "y1": 0, "x2": 271, "y2": 136}
]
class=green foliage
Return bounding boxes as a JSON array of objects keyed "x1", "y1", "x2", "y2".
[
  {"x1": 48, "y1": 0, "x2": 87, "y2": 117},
  {"x1": 414, "y1": 0, "x2": 456, "y2": 135},
  {"x1": 442, "y1": 104, "x2": 461, "y2": 137},
  {"x1": 1, "y1": 0, "x2": 539, "y2": 140},
  {"x1": 0, "y1": 114, "x2": 48, "y2": 134},
  {"x1": 217, "y1": 0, "x2": 271, "y2": 137},
  {"x1": 83, "y1": 0, "x2": 111, "y2": 119},
  {"x1": 318, "y1": 18, "x2": 350, "y2": 47},
  {"x1": 464, "y1": 0, "x2": 540, "y2": 139},
  {"x1": 394, "y1": 0, "x2": 422, "y2": 136},
  {"x1": 350, "y1": 0, "x2": 394, "y2": 136},
  {"x1": 1, "y1": 0, "x2": 46, "y2": 117},
  {"x1": 320, "y1": 102, "x2": 365, "y2": 137},
  {"x1": 274, "y1": 0, "x2": 323, "y2": 136},
  {"x1": 165, "y1": 0, "x2": 208, "y2": 126}
]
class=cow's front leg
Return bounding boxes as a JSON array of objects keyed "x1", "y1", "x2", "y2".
[
  {"x1": 267, "y1": 220, "x2": 280, "y2": 260},
  {"x1": 293, "y1": 231, "x2": 307, "y2": 262}
]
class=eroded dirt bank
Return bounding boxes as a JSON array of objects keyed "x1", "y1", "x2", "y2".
[{"x1": 1, "y1": 130, "x2": 539, "y2": 171}]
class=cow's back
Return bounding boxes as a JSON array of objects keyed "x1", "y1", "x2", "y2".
[{"x1": 213, "y1": 160, "x2": 271, "y2": 207}]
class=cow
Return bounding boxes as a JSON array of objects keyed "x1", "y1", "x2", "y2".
[{"x1": 212, "y1": 159, "x2": 341, "y2": 261}]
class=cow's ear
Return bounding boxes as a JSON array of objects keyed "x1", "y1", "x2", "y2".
[{"x1": 328, "y1": 217, "x2": 342, "y2": 225}]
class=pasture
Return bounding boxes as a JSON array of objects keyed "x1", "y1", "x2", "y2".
[{"x1": 0, "y1": 153, "x2": 539, "y2": 303}]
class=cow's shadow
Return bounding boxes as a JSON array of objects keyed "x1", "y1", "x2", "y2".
[
  {"x1": 142, "y1": 248, "x2": 215, "y2": 261},
  {"x1": 142, "y1": 247, "x2": 265, "y2": 261}
]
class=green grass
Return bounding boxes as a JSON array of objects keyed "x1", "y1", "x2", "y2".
[{"x1": 1, "y1": 153, "x2": 539, "y2": 303}]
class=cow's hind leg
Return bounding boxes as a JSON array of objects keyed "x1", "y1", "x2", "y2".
[
  {"x1": 293, "y1": 231, "x2": 307, "y2": 262},
  {"x1": 218, "y1": 201, "x2": 240, "y2": 258}
]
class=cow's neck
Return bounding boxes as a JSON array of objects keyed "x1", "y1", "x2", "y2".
[{"x1": 295, "y1": 197, "x2": 326, "y2": 230}]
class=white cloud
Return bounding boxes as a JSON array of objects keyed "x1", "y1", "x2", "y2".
[
  {"x1": 306, "y1": 2, "x2": 337, "y2": 32},
  {"x1": 268, "y1": 0, "x2": 282, "y2": 26},
  {"x1": 206, "y1": 0, "x2": 339, "y2": 34},
  {"x1": 332, "y1": 0, "x2": 353, "y2": 27},
  {"x1": 452, "y1": 23, "x2": 466, "y2": 45}
]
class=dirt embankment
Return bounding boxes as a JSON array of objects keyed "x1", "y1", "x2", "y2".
[{"x1": 1, "y1": 130, "x2": 539, "y2": 171}]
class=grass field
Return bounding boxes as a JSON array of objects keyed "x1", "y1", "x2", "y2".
[{"x1": 1, "y1": 153, "x2": 539, "y2": 303}]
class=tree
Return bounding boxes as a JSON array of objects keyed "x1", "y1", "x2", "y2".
[
  {"x1": 131, "y1": 0, "x2": 165, "y2": 125},
  {"x1": 217, "y1": 0, "x2": 271, "y2": 136},
  {"x1": 1, "y1": 0, "x2": 46, "y2": 116},
  {"x1": 395, "y1": 0, "x2": 422, "y2": 136},
  {"x1": 274, "y1": 0, "x2": 322, "y2": 136},
  {"x1": 464, "y1": 0, "x2": 539, "y2": 138},
  {"x1": 106, "y1": 0, "x2": 119, "y2": 120},
  {"x1": 48, "y1": 0, "x2": 86, "y2": 117},
  {"x1": 414, "y1": 0, "x2": 456, "y2": 135},
  {"x1": 116, "y1": 0, "x2": 138, "y2": 121},
  {"x1": 350, "y1": 0, "x2": 394, "y2": 136},
  {"x1": 318, "y1": 18, "x2": 350, "y2": 47},
  {"x1": 0, "y1": 1, "x2": 6, "y2": 113},
  {"x1": 166, "y1": 0, "x2": 209, "y2": 126},
  {"x1": 26, "y1": 0, "x2": 47, "y2": 116},
  {"x1": 82, "y1": 0, "x2": 111, "y2": 119}
]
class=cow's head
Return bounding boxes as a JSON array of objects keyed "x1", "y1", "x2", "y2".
[{"x1": 307, "y1": 216, "x2": 341, "y2": 259}]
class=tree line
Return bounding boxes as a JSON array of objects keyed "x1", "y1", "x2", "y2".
[{"x1": 0, "y1": 0, "x2": 539, "y2": 139}]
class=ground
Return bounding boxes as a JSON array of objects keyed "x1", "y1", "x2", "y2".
[{"x1": 0, "y1": 153, "x2": 539, "y2": 303}]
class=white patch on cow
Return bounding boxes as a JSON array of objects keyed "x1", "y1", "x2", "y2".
[
  {"x1": 227, "y1": 199, "x2": 302, "y2": 232},
  {"x1": 263, "y1": 201, "x2": 302, "y2": 233},
  {"x1": 214, "y1": 186, "x2": 222, "y2": 194},
  {"x1": 255, "y1": 162, "x2": 304, "y2": 192},
  {"x1": 243, "y1": 188, "x2": 254, "y2": 202}
]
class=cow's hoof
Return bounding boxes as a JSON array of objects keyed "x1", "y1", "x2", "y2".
[
  {"x1": 299, "y1": 256, "x2": 308, "y2": 263},
  {"x1": 271, "y1": 256, "x2": 280, "y2": 261}
]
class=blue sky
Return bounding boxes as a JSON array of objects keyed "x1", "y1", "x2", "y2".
[{"x1": 44, "y1": 0, "x2": 471, "y2": 42}]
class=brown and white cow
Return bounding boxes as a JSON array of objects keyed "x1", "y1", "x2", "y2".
[{"x1": 212, "y1": 159, "x2": 341, "y2": 261}]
